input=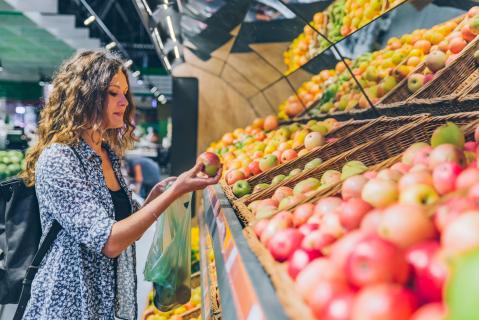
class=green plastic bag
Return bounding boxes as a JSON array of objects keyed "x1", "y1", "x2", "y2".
[{"x1": 144, "y1": 192, "x2": 192, "y2": 312}]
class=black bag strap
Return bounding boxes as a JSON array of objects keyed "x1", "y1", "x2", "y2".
[{"x1": 13, "y1": 146, "x2": 86, "y2": 320}]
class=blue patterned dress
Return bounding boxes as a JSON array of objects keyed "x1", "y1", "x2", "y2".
[{"x1": 23, "y1": 139, "x2": 139, "y2": 320}]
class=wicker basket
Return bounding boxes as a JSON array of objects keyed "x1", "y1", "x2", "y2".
[
  {"x1": 242, "y1": 115, "x2": 426, "y2": 204},
  {"x1": 407, "y1": 37, "x2": 479, "y2": 105},
  {"x1": 457, "y1": 72, "x2": 479, "y2": 111},
  {"x1": 238, "y1": 112, "x2": 479, "y2": 224},
  {"x1": 221, "y1": 119, "x2": 372, "y2": 203},
  {"x1": 243, "y1": 227, "x2": 315, "y2": 320}
]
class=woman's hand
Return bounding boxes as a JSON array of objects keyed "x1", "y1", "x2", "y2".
[
  {"x1": 143, "y1": 176, "x2": 178, "y2": 205},
  {"x1": 170, "y1": 161, "x2": 222, "y2": 197}
]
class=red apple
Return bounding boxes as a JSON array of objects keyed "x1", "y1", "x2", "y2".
[
  {"x1": 456, "y1": 168, "x2": 479, "y2": 190},
  {"x1": 306, "y1": 279, "x2": 350, "y2": 319},
  {"x1": 288, "y1": 248, "x2": 321, "y2": 279},
  {"x1": 314, "y1": 197, "x2": 342, "y2": 217},
  {"x1": 342, "y1": 175, "x2": 369, "y2": 200},
  {"x1": 379, "y1": 204, "x2": 435, "y2": 249},
  {"x1": 225, "y1": 169, "x2": 246, "y2": 185},
  {"x1": 253, "y1": 218, "x2": 270, "y2": 238},
  {"x1": 268, "y1": 228, "x2": 304, "y2": 262},
  {"x1": 363, "y1": 171, "x2": 377, "y2": 179},
  {"x1": 280, "y1": 149, "x2": 298, "y2": 163},
  {"x1": 434, "y1": 197, "x2": 478, "y2": 232},
  {"x1": 433, "y1": 162, "x2": 462, "y2": 194},
  {"x1": 295, "y1": 258, "x2": 346, "y2": 299},
  {"x1": 406, "y1": 241, "x2": 446, "y2": 304},
  {"x1": 198, "y1": 152, "x2": 221, "y2": 177},
  {"x1": 259, "y1": 155, "x2": 278, "y2": 171},
  {"x1": 428, "y1": 144, "x2": 465, "y2": 169},
  {"x1": 411, "y1": 303, "x2": 445, "y2": 320},
  {"x1": 377, "y1": 168, "x2": 402, "y2": 182},
  {"x1": 329, "y1": 230, "x2": 366, "y2": 270},
  {"x1": 352, "y1": 284, "x2": 417, "y2": 320},
  {"x1": 293, "y1": 203, "x2": 315, "y2": 227},
  {"x1": 412, "y1": 146, "x2": 433, "y2": 166},
  {"x1": 346, "y1": 235, "x2": 409, "y2": 287},
  {"x1": 298, "y1": 223, "x2": 319, "y2": 237},
  {"x1": 260, "y1": 218, "x2": 289, "y2": 246},
  {"x1": 360, "y1": 209, "x2": 383, "y2": 235},
  {"x1": 391, "y1": 162, "x2": 411, "y2": 174},
  {"x1": 321, "y1": 291, "x2": 355, "y2": 320},
  {"x1": 465, "y1": 141, "x2": 477, "y2": 152},
  {"x1": 272, "y1": 186, "x2": 294, "y2": 204},
  {"x1": 248, "y1": 160, "x2": 262, "y2": 176},
  {"x1": 399, "y1": 171, "x2": 433, "y2": 191},
  {"x1": 442, "y1": 211, "x2": 479, "y2": 255},
  {"x1": 301, "y1": 229, "x2": 336, "y2": 254},
  {"x1": 338, "y1": 198, "x2": 372, "y2": 231},
  {"x1": 402, "y1": 142, "x2": 430, "y2": 165},
  {"x1": 320, "y1": 214, "x2": 346, "y2": 238}
]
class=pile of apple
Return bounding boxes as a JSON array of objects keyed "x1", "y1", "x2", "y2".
[
  {"x1": 283, "y1": 0, "x2": 405, "y2": 74},
  {"x1": 407, "y1": 9, "x2": 479, "y2": 94},
  {"x1": 247, "y1": 160, "x2": 368, "y2": 215},
  {"x1": 279, "y1": 13, "x2": 467, "y2": 119},
  {"x1": 229, "y1": 130, "x2": 333, "y2": 198},
  {"x1": 253, "y1": 120, "x2": 479, "y2": 319}
]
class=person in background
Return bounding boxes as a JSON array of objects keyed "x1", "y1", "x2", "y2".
[{"x1": 125, "y1": 155, "x2": 161, "y2": 198}]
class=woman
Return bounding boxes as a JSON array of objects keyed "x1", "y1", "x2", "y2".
[{"x1": 19, "y1": 50, "x2": 220, "y2": 320}]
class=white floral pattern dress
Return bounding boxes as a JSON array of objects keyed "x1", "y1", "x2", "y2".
[{"x1": 23, "y1": 140, "x2": 139, "y2": 320}]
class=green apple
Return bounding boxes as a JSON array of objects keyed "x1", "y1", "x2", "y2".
[
  {"x1": 380, "y1": 76, "x2": 397, "y2": 94},
  {"x1": 304, "y1": 158, "x2": 323, "y2": 170},
  {"x1": 293, "y1": 177, "x2": 321, "y2": 195},
  {"x1": 271, "y1": 174, "x2": 287, "y2": 185},
  {"x1": 289, "y1": 168, "x2": 302, "y2": 177},
  {"x1": 259, "y1": 155, "x2": 278, "y2": 171},
  {"x1": 341, "y1": 160, "x2": 368, "y2": 179},
  {"x1": 407, "y1": 73, "x2": 425, "y2": 93},
  {"x1": 365, "y1": 66, "x2": 378, "y2": 81},
  {"x1": 232, "y1": 180, "x2": 251, "y2": 198},
  {"x1": 430, "y1": 122, "x2": 465, "y2": 148},
  {"x1": 288, "y1": 123, "x2": 301, "y2": 134},
  {"x1": 399, "y1": 184, "x2": 439, "y2": 205},
  {"x1": 253, "y1": 183, "x2": 270, "y2": 193},
  {"x1": 310, "y1": 124, "x2": 329, "y2": 135}
]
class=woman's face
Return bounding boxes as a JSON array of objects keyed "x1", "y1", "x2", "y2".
[{"x1": 104, "y1": 71, "x2": 129, "y2": 129}]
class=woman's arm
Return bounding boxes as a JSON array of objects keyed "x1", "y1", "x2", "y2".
[{"x1": 102, "y1": 162, "x2": 221, "y2": 258}]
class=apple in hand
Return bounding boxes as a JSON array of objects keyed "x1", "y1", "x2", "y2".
[
  {"x1": 232, "y1": 180, "x2": 251, "y2": 198},
  {"x1": 198, "y1": 152, "x2": 221, "y2": 176},
  {"x1": 346, "y1": 235, "x2": 409, "y2": 287}
]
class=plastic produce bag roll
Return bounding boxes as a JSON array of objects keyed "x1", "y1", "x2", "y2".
[{"x1": 144, "y1": 191, "x2": 192, "y2": 312}]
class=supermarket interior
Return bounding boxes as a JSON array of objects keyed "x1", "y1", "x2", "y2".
[{"x1": 2, "y1": 0, "x2": 479, "y2": 319}]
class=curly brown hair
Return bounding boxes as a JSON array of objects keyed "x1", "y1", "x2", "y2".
[{"x1": 20, "y1": 50, "x2": 136, "y2": 186}]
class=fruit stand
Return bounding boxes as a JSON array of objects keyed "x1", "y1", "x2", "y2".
[{"x1": 195, "y1": 3, "x2": 479, "y2": 319}]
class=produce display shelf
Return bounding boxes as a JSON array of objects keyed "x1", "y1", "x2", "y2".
[{"x1": 200, "y1": 185, "x2": 288, "y2": 320}]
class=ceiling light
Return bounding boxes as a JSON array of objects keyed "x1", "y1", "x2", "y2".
[
  {"x1": 132, "y1": 70, "x2": 141, "y2": 78},
  {"x1": 166, "y1": 16, "x2": 177, "y2": 42},
  {"x1": 141, "y1": 0, "x2": 153, "y2": 15},
  {"x1": 163, "y1": 56, "x2": 171, "y2": 70},
  {"x1": 105, "y1": 41, "x2": 117, "y2": 50},
  {"x1": 124, "y1": 59, "x2": 133, "y2": 68},
  {"x1": 83, "y1": 15, "x2": 96, "y2": 26},
  {"x1": 15, "y1": 106, "x2": 26, "y2": 114},
  {"x1": 150, "y1": 86, "x2": 158, "y2": 93},
  {"x1": 137, "y1": 79, "x2": 144, "y2": 85},
  {"x1": 173, "y1": 46, "x2": 180, "y2": 59},
  {"x1": 152, "y1": 28, "x2": 165, "y2": 51}
]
